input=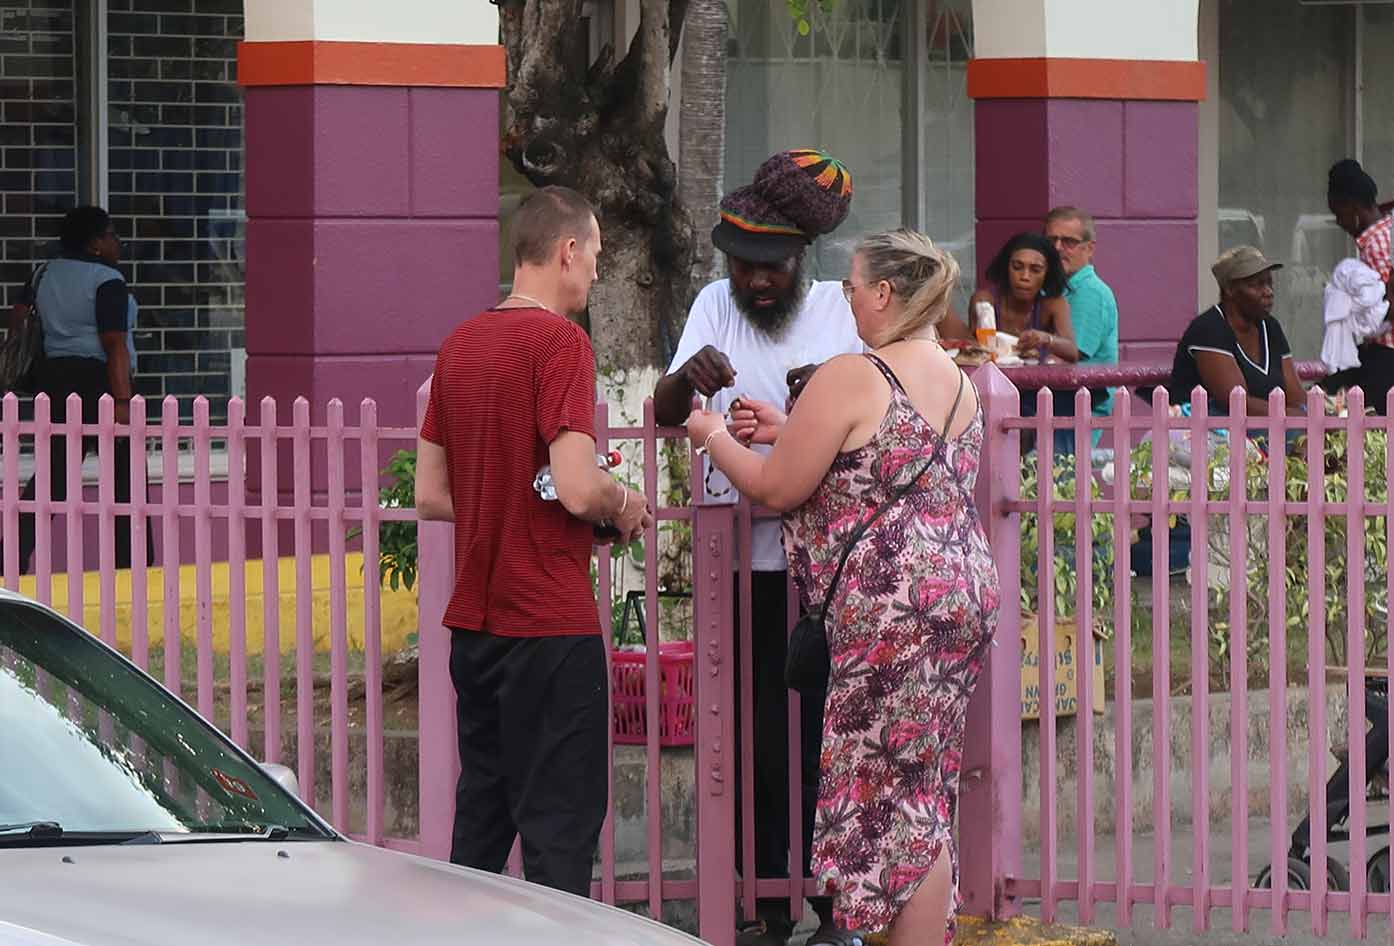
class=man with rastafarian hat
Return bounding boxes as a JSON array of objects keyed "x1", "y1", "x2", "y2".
[{"x1": 654, "y1": 150, "x2": 864, "y2": 946}]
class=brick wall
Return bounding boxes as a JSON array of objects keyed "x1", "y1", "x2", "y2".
[
  {"x1": 109, "y1": 0, "x2": 244, "y2": 421},
  {"x1": 0, "y1": 0, "x2": 77, "y2": 309}
]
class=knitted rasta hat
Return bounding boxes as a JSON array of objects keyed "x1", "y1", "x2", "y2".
[
  {"x1": 712, "y1": 149, "x2": 854, "y2": 263},
  {"x1": 1329, "y1": 158, "x2": 1378, "y2": 207}
]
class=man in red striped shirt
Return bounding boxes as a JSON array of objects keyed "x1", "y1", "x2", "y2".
[{"x1": 415, "y1": 185, "x2": 652, "y2": 895}]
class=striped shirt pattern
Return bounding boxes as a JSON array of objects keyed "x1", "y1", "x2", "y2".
[
  {"x1": 421, "y1": 306, "x2": 601, "y2": 637},
  {"x1": 1359, "y1": 214, "x2": 1394, "y2": 349}
]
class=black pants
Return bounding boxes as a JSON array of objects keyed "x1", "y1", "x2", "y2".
[
  {"x1": 1321, "y1": 343, "x2": 1394, "y2": 415},
  {"x1": 1291, "y1": 684, "x2": 1390, "y2": 855},
  {"x1": 9, "y1": 356, "x2": 151, "y2": 572},
  {"x1": 448, "y1": 630, "x2": 609, "y2": 897},
  {"x1": 735, "y1": 571, "x2": 830, "y2": 923}
]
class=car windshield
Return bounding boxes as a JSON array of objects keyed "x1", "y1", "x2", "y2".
[{"x1": 0, "y1": 600, "x2": 329, "y2": 838}]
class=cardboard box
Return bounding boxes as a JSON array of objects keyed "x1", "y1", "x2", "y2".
[{"x1": 1020, "y1": 614, "x2": 1106, "y2": 720}]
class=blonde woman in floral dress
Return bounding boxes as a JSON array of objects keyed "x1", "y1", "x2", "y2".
[{"x1": 686, "y1": 228, "x2": 1000, "y2": 946}]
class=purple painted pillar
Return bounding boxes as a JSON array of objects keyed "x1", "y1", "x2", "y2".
[
  {"x1": 972, "y1": 97, "x2": 1201, "y2": 362},
  {"x1": 240, "y1": 69, "x2": 503, "y2": 427},
  {"x1": 960, "y1": 363, "x2": 1024, "y2": 919}
]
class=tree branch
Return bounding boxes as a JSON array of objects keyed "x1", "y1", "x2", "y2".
[{"x1": 634, "y1": 0, "x2": 672, "y2": 132}]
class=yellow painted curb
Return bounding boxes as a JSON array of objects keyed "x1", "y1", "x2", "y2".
[
  {"x1": 864, "y1": 916, "x2": 1117, "y2": 946},
  {"x1": 16, "y1": 554, "x2": 419, "y2": 655}
]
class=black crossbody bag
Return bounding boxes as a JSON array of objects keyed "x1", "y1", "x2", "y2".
[{"x1": 785, "y1": 368, "x2": 966, "y2": 693}]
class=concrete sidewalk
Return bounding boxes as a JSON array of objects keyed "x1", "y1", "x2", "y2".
[{"x1": 1021, "y1": 818, "x2": 1392, "y2": 945}]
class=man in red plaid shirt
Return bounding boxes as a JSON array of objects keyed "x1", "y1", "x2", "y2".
[{"x1": 1327, "y1": 159, "x2": 1394, "y2": 413}]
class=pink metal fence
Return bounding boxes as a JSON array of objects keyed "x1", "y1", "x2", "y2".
[
  {"x1": 13, "y1": 363, "x2": 1390, "y2": 943},
  {"x1": 1004, "y1": 373, "x2": 1394, "y2": 939},
  {"x1": 0, "y1": 388, "x2": 417, "y2": 849}
]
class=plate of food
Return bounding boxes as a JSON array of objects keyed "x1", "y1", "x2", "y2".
[{"x1": 950, "y1": 343, "x2": 993, "y2": 366}]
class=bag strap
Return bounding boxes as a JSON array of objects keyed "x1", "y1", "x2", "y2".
[
  {"x1": 25, "y1": 262, "x2": 49, "y2": 314},
  {"x1": 815, "y1": 367, "x2": 967, "y2": 618}
]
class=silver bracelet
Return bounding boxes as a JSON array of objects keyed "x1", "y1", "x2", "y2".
[{"x1": 698, "y1": 428, "x2": 729, "y2": 456}]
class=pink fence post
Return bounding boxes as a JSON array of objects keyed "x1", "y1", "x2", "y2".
[
  {"x1": 1227, "y1": 388, "x2": 1249, "y2": 933},
  {"x1": 1387, "y1": 394, "x2": 1394, "y2": 934},
  {"x1": 160, "y1": 397, "x2": 181, "y2": 695},
  {"x1": 2, "y1": 393, "x2": 18, "y2": 591},
  {"x1": 415, "y1": 376, "x2": 458, "y2": 861},
  {"x1": 34, "y1": 394, "x2": 52, "y2": 605},
  {"x1": 594, "y1": 399, "x2": 617, "y2": 905},
  {"x1": 1111, "y1": 390, "x2": 1134, "y2": 926},
  {"x1": 260, "y1": 396, "x2": 283, "y2": 765},
  {"x1": 959, "y1": 363, "x2": 1023, "y2": 920},
  {"x1": 193, "y1": 397, "x2": 215, "y2": 720},
  {"x1": 292, "y1": 397, "x2": 315, "y2": 807},
  {"x1": 328, "y1": 398, "x2": 350, "y2": 832},
  {"x1": 129, "y1": 397, "x2": 150, "y2": 670},
  {"x1": 1266, "y1": 390, "x2": 1289, "y2": 934},
  {"x1": 97, "y1": 396, "x2": 116, "y2": 648},
  {"x1": 1232, "y1": 387, "x2": 1254, "y2": 930},
  {"x1": 642, "y1": 397, "x2": 663, "y2": 919},
  {"x1": 693, "y1": 499, "x2": 737, "y2": 946},
  {"x1": 1036, "y1": 386, "x2": 1058, "y2": 923},
  {"x1": 227, "y1": 398, "x2": 249, "y2": 748},
  {"x1": 1188, "y1": 390, "x2": 1213, "y2": 933},
  {"x1": 1344, "y1": 390, "x2": 1368, "y2": 936},
  {"x1": 737, "y1": 494, "x2": 756, "y2": 923},
  {"x1": 1305, "y1": 387, "x2": 1329, "y2": 936},
  {"x1": 65, "y1": 393, "x2": 83, "y2": 624},
  {"x1": 1149, "y1": 387, "x2": 1172, "y2": 929},
  {"x1": 1072, "y1": 387, "x2": 1096, "y2": 924},
  {"x1": 359, "y1": 398, "x2": 385, "y2": 847}
]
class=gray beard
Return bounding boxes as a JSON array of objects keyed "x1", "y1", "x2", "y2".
[{"x1": 730, "y1": 277, "x2": 811, "y2": 341}]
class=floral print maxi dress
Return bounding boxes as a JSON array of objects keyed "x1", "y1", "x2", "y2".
[{"x1": 782, "y1": 353, "x2": 1000, "y2": 940}]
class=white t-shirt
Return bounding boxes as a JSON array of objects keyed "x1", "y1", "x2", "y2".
[{"x1": 666, "y1": 279, "x2": 864, "y2": 570}]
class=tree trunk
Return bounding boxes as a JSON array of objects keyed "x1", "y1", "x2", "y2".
[
  {"x1": 498, "y1": 0, "x2": 696, "y2": 371},
  {"x1": 676, "y1": 0, "x2": 728, "y2": 294}
]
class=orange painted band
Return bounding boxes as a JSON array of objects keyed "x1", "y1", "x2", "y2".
[
  {"x1": 967, "y1": 58, "x2": 1206, "y2": 102},
  {"x1": 237, "y1": 41, "x2": 506, "y2": 89}
]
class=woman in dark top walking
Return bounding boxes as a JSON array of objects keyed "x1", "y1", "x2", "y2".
[
  {"x1": 5, "y1": 205, "x2": 149, "y2": 571},
  {"x1": 1168, "y1": 245, "x2": 1306, "y2": 415}
]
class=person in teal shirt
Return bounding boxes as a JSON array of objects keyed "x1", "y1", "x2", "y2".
[{"x1": 1044, "y1": 206, "x2": 1120, "y2": 418}]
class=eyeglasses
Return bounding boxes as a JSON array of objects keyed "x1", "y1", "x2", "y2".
[
  {"x1": 1047, "y1": 235, "x2": 1086, "y2": 250},
  {"x1": 841, "y1": 279, "x2": 868, "y2": 304}
]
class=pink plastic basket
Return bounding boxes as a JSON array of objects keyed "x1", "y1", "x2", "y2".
[{"x1": 610, "y1": 640, "x2": 695, "y2": 746}]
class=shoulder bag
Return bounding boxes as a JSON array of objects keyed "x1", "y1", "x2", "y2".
[
  {"x1": 785, "y1": 366, "x2": 967, "y2": 693},
  {"x1": 0, "y1": 263, "x2": 49, "y2": 395}
]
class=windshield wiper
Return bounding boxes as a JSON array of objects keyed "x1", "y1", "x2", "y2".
[
  {"x1": 0, "y1": 821, "x2": 62, "y2": 838},
  {"x1": 0, "y1": 822, "x2": 162, "y2": 846},
  {"x1": 183, "y1": 822, "x2": 324, "y2": 841}
]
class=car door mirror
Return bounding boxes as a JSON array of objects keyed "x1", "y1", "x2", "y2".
[{"x1": 261, "y1": 762, "x2": 300, "y2": 799}]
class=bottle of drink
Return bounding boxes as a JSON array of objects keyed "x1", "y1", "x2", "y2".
[
  {"x1": 535, "y1": 450, "x2": 627, "y2": 541},
  {"x1": 533, "y1": 450, "x2": 623, "y2": 500},
  {"x1": 973, "y1": 299, "x2": 997, "y2": 359}
]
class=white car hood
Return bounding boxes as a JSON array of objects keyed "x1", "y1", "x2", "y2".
[{"x1": 0, "y1": 840, "x2": 703, "y2": 946}]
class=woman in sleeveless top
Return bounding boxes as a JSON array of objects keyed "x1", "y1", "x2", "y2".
[
  {"x1": 945, "y1": 231, "x2": 1078, "y2": 362},
  {"x1": 687, "y1": 229, "x2": 1001, "y2": 946}
]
